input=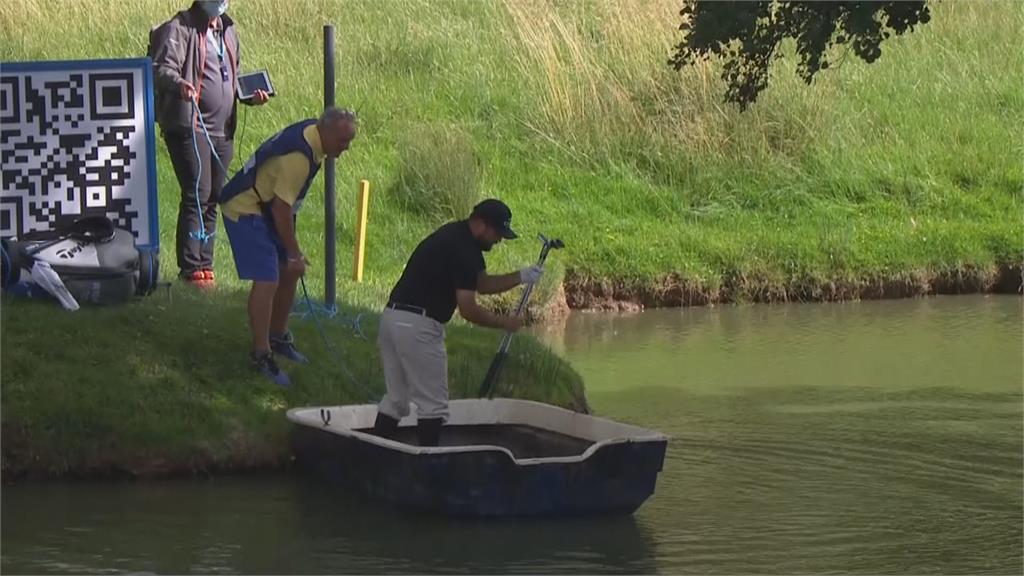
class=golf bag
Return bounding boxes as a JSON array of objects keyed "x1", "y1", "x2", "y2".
[{"x1": 1, "y1": 216, "x2": 159, "y2": 306}]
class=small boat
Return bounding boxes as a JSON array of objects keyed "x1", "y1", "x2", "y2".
[{"x1": 287, "y1": 398, "x2": 668, "y2": 517}]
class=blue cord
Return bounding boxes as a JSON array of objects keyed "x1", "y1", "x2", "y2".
[
  {"x1": 188, "y1": 99, "x2": 229, "y2": 245},
  {"x1": 299, "y1": 276, "x2": 377, "y2": 402},
  {"x1": 290, "y1": 296, "x2": 367, "y2": 340},
  {"x1": 194, "y1": 101, "x2": 228, "y2": 174}
]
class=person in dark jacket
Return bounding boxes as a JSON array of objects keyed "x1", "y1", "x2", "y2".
[{"x1": 150, "y1": 0, "x2": 269, "y2": 288}]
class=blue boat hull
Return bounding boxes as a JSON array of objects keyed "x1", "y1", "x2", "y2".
[{"x1": 290, "y1": 425, "x2": 667, "y2": 517}]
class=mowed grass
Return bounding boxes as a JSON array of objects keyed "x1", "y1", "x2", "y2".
[{"x1": 0, "y1": 288, "x2": 586, "y2": 477}]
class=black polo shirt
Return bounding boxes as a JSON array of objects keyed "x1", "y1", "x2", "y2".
[{"x1": 388, "y1": 220, "x2": 486, "y2": 324}]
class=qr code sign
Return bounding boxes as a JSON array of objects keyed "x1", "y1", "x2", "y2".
[{"x1": 1, "y1": 58, "x2": 158, "y2": 249}]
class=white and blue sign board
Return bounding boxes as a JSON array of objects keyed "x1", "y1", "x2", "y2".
[{"x1": 0, "y1": 58, "x2": 159, "y2": 252}]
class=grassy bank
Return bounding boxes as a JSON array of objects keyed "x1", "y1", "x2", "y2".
[
  {"x1": 0, "y1": 0, "x2": 1021, "y2": 476},
  {"x1": 1, "y1": 289, "x2": 586, "y2": 479},
  {"x1": 2, "y1": 0, "x2": 1019, "y2": 305}
]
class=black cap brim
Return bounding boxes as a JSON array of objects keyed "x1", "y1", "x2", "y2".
[{"x1": 501, "y1": 227, "x2": 518, "y2": 240}]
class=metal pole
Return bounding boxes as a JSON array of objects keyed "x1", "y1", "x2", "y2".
[{"x1": 323, "y1": 24, "x2": 337, "y2": 310}]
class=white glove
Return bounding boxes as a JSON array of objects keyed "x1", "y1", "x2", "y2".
[{"x1": 519, "y1": 264, "x2": 544, "y2": 284}]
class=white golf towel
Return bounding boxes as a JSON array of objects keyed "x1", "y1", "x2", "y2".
[{"x1": 30, "y1": 261, "x2": 79, "y2": 311}]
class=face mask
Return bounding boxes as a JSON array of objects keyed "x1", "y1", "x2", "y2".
[{"x1": 197, "y1": 0, "x2": 228, "y2": 18}]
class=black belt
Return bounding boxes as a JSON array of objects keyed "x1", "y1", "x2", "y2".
[{"x1": 387, "y1": 302, "x2": 427, "y2": 316}]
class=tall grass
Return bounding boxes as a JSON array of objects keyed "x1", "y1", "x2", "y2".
[
  {"x1": 394, "y1": 124, "x2": 481, "y2": 224},
  {"x1": 0, "y1": 0, "x2": 1020, "y2": 293}
]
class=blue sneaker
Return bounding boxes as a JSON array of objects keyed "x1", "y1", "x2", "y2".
[
  {"x1": 270, "y1": 331, "x2": 310, "y2": 364},
  {"x1": 251, "y1": 351, "x2": 291, "y2": 387}
]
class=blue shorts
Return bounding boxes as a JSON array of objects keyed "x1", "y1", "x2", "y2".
[{"x1": 223, "y1": 214, "x2": 287, "y2": 282}]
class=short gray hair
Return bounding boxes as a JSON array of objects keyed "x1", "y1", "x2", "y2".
[{"x1": 318, "y1": 106, "x2": 357, "y2": 130}]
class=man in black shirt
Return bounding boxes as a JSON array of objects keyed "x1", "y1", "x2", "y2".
[{"x1": 373, "y1": 199, "x2": 544, "y2": 446}]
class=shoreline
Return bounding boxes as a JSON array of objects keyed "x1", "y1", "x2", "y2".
[
  {"x1": 561, "y1": 264, "x2": 1022, "y2": 312},
  {"x1": 4, "y1": 275, "x2": 1020, "y2": 482}
]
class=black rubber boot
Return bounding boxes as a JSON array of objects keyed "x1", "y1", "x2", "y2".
[
  {"x1": 417, "y1": 418, "x2": 444, "y2": 447},
  {"x1": 373, "y1": 411, "x2": 399, "y2": 439}
]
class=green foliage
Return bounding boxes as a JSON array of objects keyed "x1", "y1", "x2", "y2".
[
  {"x1": 670, "y1": 1, "x2": 932, "y2": 109},
  {"x1": 394, "y1": 124, "x2": 481, "y2": 225},
  {"x1": 0, "y1": 290, "x2": 584, "y2": 476}
]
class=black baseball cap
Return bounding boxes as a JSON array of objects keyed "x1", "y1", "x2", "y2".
[{"x1": 471, "y1": 199, "x2": 517, "y2": 239}]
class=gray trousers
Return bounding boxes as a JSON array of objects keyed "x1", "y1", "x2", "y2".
[
  {"x1": 377, "y1": 308, "x2": 449, "y2": 421},
  {"x1": 163, "y1": 129, "x2": 233, "y2": 276}
]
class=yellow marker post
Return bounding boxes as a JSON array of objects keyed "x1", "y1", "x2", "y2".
[{"x1": 353, "y1": 180, "x2": 370, "y2": 282}]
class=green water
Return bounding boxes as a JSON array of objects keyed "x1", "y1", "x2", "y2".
[
  {"x1": 3, "y1": 296, "x2": 1021, "y2": 574},
  {"x1": 538, "y1": 295, "x2": 1023, "y2": 574}
]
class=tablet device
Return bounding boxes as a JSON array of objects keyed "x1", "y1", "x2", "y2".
[{"x1": 237, "y1": 70, "x2": 275, "y2": 101}]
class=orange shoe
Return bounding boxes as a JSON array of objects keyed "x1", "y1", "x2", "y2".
[
  {"x1": 182, "y1": 270, "x2": 214, "y2": 290},
  {"x1": 202, "y1": 269, "x2": 215, "y2": 283}
]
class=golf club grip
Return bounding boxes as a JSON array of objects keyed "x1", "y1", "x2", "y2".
[
  {"x1": 479, "y1": 350, "x2": 508, "y2": 397},
  {"x1": 511, "y1": 245, "x2": 551, "y2": 316},
  {"x1": 507, "y1": 247, "x2": 548, "y2": 315},
  {"x1": 24, "y1": 234, "x2": 69, "y2": 257},
  {"x1": 478, "y1": 237, "x2": 558, "y2": 397}
]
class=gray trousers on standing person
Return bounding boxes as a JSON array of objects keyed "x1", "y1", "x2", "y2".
[
  {"x1": 163, "y1": 130, "x2": 234, "y2": 277},
  {"x1": 377, "y1": 308, "x2": 449, "y2": 422}
]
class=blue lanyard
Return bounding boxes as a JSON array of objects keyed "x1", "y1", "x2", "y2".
[
  {"x1": 206, "y1": 27, "x2": 229, "y2": 82},
  {"x1": 208, "y1": 29, "x2": 224, "y2": 59}
]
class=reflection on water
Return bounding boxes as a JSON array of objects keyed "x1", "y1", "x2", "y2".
[
  {"x1": 537, "y1": 295, "x2": 1022, "y2": 397},
  {"x1": 539, "y1": 295, "x2": 1023, "y2": 574},
  {"x1": 2, "y1": 476, "x2": 656, "y2": 574},
  {"x1": 2, "y1": 296, "x2": 1021, "y2": 574}
]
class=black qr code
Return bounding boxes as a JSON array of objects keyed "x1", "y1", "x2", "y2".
[{"x1": 1, "y1": 62, "x2": 155, "y2": 246}]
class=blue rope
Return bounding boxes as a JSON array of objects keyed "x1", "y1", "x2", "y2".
[
  {"x1": 194, "y1": 101, "x2": 228, "y2": 174},
  {"x1": 188, "y1": 99, "x2": 229, "y2": 245},
  {"x1": 299, "y1": 276, "x2": 378, "y2": 402},
  {"x1": 291, "y1": 295, "x2": 367, "y2": 340}
]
